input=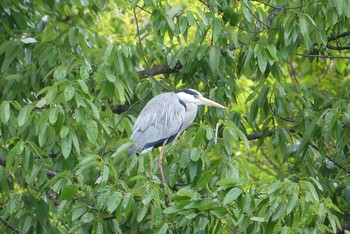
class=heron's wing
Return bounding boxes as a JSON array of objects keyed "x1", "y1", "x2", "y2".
[{"x1": 130, "y1": 92, "x2": 186, "y2": 153}]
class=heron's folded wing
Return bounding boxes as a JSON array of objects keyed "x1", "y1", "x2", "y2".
[{"x1": 130, "y1": 93, "x2": 185, "y2": 152}]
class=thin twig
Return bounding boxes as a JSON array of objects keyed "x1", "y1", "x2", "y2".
[
  {"x1": 253, "y1": 0, "x2": 320, "y2": 10},
  {"x1": 295, "y1": 53, "x2": 350, "y2": 59},
  {"x1": 136, "y1": 5, "x2": 151, "y2": 14},
  {"x1": 245, "y1": 3, "x2": 271, "y2": 30}
]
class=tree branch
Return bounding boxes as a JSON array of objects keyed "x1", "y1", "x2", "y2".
[
  {"x1": 0, "y1": 217, "x2": 19, "y2": 234},
  {"x1": 326, "y1": 44, "x2": 350, "y2": 51},
  {"x1": 327, "y1": 30, "x2": 350, "y2": 42},
  {"x1": 47, "y1": 188, "x2": 60, "y2": 206},
  {"x1": 246, "y1": 127, "x2": 295, "y2": 140},
  {"x1": 136, "y1": 61, "x2": 183, "y2": 78},
  {"x1": 266, "y1": 3, "x2": 285, "y2": 27}
]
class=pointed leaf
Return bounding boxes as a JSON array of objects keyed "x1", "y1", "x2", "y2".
[
  {"x1": 223, "y1": 187, "x2": 242, "y2": 205},
  {"x1": 1, "y1": 101, "x2": 10, "y2": 124},
  {"x1": 18, "y1": 105, "x2": 33, "y2": 127},
  {"x1": 86, "y1": 120, "x2": 98, "y2": 143}
]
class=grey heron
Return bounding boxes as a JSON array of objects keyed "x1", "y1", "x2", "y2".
[{"x1": 129, "y1": 89, "x2": 225, "y2": 193}]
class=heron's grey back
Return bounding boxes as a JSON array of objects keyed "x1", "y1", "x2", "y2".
[{"x1": 130, "y1": 92, "x2": 186, "y2": 154}]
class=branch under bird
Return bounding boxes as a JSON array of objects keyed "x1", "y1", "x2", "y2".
[{"x1": 129, "y1": 89, "x2": 225, "y2": 194}]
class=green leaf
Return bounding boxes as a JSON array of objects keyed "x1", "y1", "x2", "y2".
[
  {"x1": 223, "y1": 188, "x2": 242, "y2": 205},
  {"x1": 257, "y1": 54, "x2": 268, "y2": 73},
  {"x1": 64, "y1": 85, "x2": 75, "y2": 101},
  {"x1": 21, "y1": 216, "x2": 32, "y2": 233},
  {"x1": 104, "y1": 44, "x2": 115, "y2": 65},
  {"x1": 248, "y1": 99, "x2": 258, "y2": 123},
  {"x1": 286, "y1": 193, "x2": 298, "y2": 215},
  {"x1": 53, "y1": 66, "x2": 67, "y2": 80},
  {"x1": 59, "y1": 184, "x2": 79, "y2": 200},
  {"x1": 80, "y1": 65, "x2": 90, "y2": 80},
  {"x1": 301, "y1": 180, "x2": 319, "y2": 202},
  {"x1": 187, "y1": 10, "x2": 196, "y2": 26},
  {"x1": 18, "y1": 105, "x2": 33, "y2": 127},
  {"x1": 60, "y1": 126, "x2": 70, "y2": 138},
  {"x1": 75, "y1": 93, "x2": 87, "y2": 108},
  {"x1": 38, "y1": 123, "x2": 48, "y2": 147},
  {"x1": 49, "y1": 108, "x2": 58, "y2": 124},
  {"x1": 167, "y1": 5, "x2": 183, "y2": 18},
  {"x1": 62, "y1": 134, "x2": 72, "y2": 159},
  {"x1": 179, "y1": 16, "x2": 188, "y2": 34},
  {"x1": 81, "y1": 212, "x2": 94, "y2": 223},
  {"x1": 137, "y1": 205, "x2": 149, "y2": 222},
  {"x1": 86, "y1": 100, "x2": 100, "y2": 119},
  {"x1": 36, "y1": 98, "x2": 47, "y2": 108},
  {"x1": 268, "y1": 181, "x2": 281, "y2": 194},
  {"x1": 107, "y1": 192, "x2": 122, "y2": 213},
  {"x1": 235, "y1": 126, "x2": 250, "y2": 150},
  {"x1": 1, "y1": 101, "x2": 10, "y2": 124},
  {"x1": 112, "y1": 142, "x2": 134, "y2": 158},
  {"x1": 72, "y1": 207, "x2": 87, "y2": 221},
  {"x1": 69, "y1": 27, "x2": 78, "y2": 46},
  {"x1": 86, "y1": 120, "x2": 98, "y2": 143},
  {"x1": 196, "y1": 173, "x2": 213, "y2": 189},
  {"x1": 299, "y1": 15, "x2": 308, "y2": 34},
  {"x1": 78, "y1": 79, "x2": 89, "y2": 93},
  {"x1": 7, "y1": 141, "x2": 24, "y2": 171},
  {"x1": 258, "y1": 86, "x2": 269, "y2": 106},
  {"x1": 117, "y1": 52, "x2": 125, "y2": 74},
  {"x1": 209, "y1": 47, "x2": 220, "y2": 71},
  {"x1": 102, "y1": 165, "x2": 109, "y2": 182},
  {"x1": 156, "y1": 223, "x2": 168, "y2": 234},
  {"x1": 2, "y1": 43, "x2": 20, "y2": 73},
  {"x1": 250, "y1": 216, "x2": 265, "y2": 222},
  {"x1": 190, "y1": 147, "x2": 201, "y2": 161},
  {"x1": 212, "y1": 18, "x2": 222, "y2": 43},
  {"x1": 71, "y1": 130, "x2": 80, "y2": 155},
  {"x1": 206, "y1": 126, "x2": 213, "y2": 140}
]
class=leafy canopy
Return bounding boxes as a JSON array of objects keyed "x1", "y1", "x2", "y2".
[{"x1": 0, "y1": 0, "x2": 350, "y2": 233}]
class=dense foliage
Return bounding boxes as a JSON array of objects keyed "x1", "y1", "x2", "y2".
[{"x1": 1, "y1": 0, "x2": 350, "y2": 233}]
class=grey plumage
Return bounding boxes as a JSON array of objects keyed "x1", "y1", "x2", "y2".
[
  {"x1": 129, "y1": 92, "x2": 188, "y2": 154},
  {"x1": 129, "y1": 89, "x2": 224, "y2": 155}
]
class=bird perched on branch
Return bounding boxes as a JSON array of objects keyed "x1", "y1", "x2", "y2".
[{"x1": 129, "y1": 89, "x2": 225, "y2": 193}]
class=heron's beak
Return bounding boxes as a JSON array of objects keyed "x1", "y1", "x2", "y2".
[{"x1": 199, "y1": 97, "x2": 225, "y2": 109}]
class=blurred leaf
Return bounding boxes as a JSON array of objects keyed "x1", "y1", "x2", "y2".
[
  {"x1": 1, "y1": 101, "x2": 10, "y2": 124},
  {"x1": 60, "y1": 184, "x2": 79, "y2": 200},
  {"x1": 81, "y1": 212, "x2": 94, "y2": 223},
  {"x1": 64, "y1": 85, "x2": 75, "y2": 101},
  {"x1": 209, "y1": 47, "x2": 220, "y2": 71},
  {"x1": 18, "y1": 105, "x2": 33, "y2": 127},
  {"x1": 286, "y1": 193, "x2": 298, "y2": 215},
  {"x1": 107, "y1": 192, "x2": 122, "y2": 213},
  {"x1": 62, "y1": 133, "x2": 72, "y2": 159},
  {"x1": 86, "y1": 120, "x2": 98, "y2": 143},
  {"x1": 223, "y1": 188, "x2": 242, "y2": 205}
]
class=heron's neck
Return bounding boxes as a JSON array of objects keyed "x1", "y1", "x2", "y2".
[{"x1": 182, "y1": 103, "x2": 197, "y2": 130}]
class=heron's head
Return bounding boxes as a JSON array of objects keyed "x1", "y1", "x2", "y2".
[{"x1": 176, "y1": 89, "x2": 225, "y2": 108}]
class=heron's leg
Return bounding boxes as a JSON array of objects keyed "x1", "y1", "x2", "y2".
[{"x1": 158, "y1": 140, "x2": 168, "y2": 195}]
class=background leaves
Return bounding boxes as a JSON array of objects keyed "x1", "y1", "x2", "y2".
[{"x1": 0, "y1": 0, "x2": 350, "y2": 233}]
